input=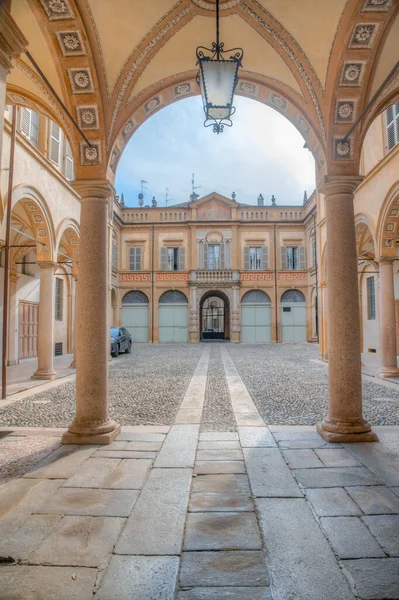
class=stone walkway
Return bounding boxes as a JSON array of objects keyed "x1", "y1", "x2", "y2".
[{"x1": 0, "y1": 345, "x2": 399, "y2": 599}]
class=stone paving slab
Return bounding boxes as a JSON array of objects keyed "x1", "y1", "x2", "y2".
[
  {"x1": 175, "y1": 409, "x2": 203, "y2": 424},
  {"x1": 184, "y1": 512, "x2": 262, "y2": 551},
  {"x1": 35, "y1": 488, "x2": 138, "y2": 517},
  {"x1": 194, "y1": 461, "x2": 246, "y2": 475},
  {"x1": 197, "y1": 449, "x2": 243, "y2": 461},
  {"x1": 315, "y1": 448, "x2": 363, "y2": 468},
  {"x1": 155, "y1": 425, "x2": 199, "y2": 468},
  {"x1": 244, "y1": 448, "x2": 302, "y2": 497},
  {"x1": 121, "y1": 425, "x2": 170, "y2": 433},
  {"x1": 199, "y1": 432, "x2": 239, "y2": 441},
  {"x1": 177, "y1": 588, "x2": 272, "y2": 600},
  {"x1": 282, "y1": 448, "x2": 324, "y2": 469},
  {"x1": 115, "y1": 467, "x2": 192, "y2": 555},
  {"x1": 320, "y1": 516, "x2": 386, "y2": 558},
  {"x1": 117, "y1": 432, "x2": 166, "y2": 442},
  {"x1": 191, "y1": 474, "x2": 250, "y2": 495},
  {"x1": 342, "y1": 558, "x2": 399, "y2": 599},
  {"x1": 62, "y1": 457, "x2": 120, "y2": 488},
  {"x1": 22, "y1": 445, "x2": 97, "y2": 479},
  {"x1": 277, "y1": 440, "x2": 343, "y2": 449},
  {"x1": 344, "y1": 443, "x2": 399, "y2": 487},
  {"x1": 0, "y1": 513, "x2": 61, "y2": 560},
  {"x1": 306, "y1": 488, "x2": 362, "y2": 517},
  {"x1": 392, "y1": 487, "x2": 399, "y2": 497},
  {"x1": 363, "y1": 515, "x2": 399, "y2": 556},
  {"x1": 29, "y1": 515, "x2": 125, "y2": 566},
  {"x1": 93, "y1": 450, "x2": 157, "y2": 459},
  {"x1": 237, "y1": 427, "x2": 277, "y2": 448},
  {"x1": 103, "y1": 458, "x2": 152, "y2": 489},
  {"x1": 94, "y1": 555, "x2": 179, "y2": 600},
  {"x1": 125, "y1": 441, "x2": 163, "y2": 451},
  {"x1": 189, "y1": 492, "x2": 254, "y2": 512},
  {"x1": 198, "y1": 441, "x2": 241, "y2": 450},
  {"x1": 293, "y1": 466, "x2": 381, "y2": 488},
  {"x1": 346, "y1": 486, "x2": 399, "y2": 514},
  {"x1": 256, "y1": 498, "x2": 355, "y2": 600},
  {"x1": 0, "y1": 565, "x2": 97, "y2": 600},
  {"x1": 179, "y1": 550, "x2": 269, "y2": 587}
]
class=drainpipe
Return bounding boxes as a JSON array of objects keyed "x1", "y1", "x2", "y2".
[
  {"x1": 2, "y1": 105, "x2": 17, "y2": 399},
  {"x1": 273, "y1": 223, "x2": 279, "y2": 343},
  {"x1": 151, "y1": 224, "x2": 154, "y2": 343}
]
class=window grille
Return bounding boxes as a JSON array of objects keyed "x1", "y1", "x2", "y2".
[
  {"x1": 367, "y1": 277, "x2": 376, "y2": 320},
  {"x1": 386, "y1": 103, "x2": 399, "y2": 151},
  {"x1": 129, "y1": 247, "x2": 142, "y2": 271},
  {"x1": 55, "y1": 278, "x2": 63, "y2": 321},
  {"x1": 49, "y1": 121, "x2": 61, "y2": 165}
]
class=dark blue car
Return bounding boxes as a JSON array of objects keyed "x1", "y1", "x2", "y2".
[{"x1": 110, "y1": 327, "x2": 132, "y2": 357}]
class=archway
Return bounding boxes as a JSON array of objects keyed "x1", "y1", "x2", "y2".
[
  {"x1": 158, "y1": 290, "x2": 188, "y2": 343},
  {"x1": 200, "y1": 291, "x2": 230, "y2": 341},
  {"x1": 122, "y1": 290, "x2": 149, "y2": 343},
  {"x1": 281, "y1": 289, "x2": 306, "y2": 342},
  {"x1": 241, "y1": 290, "x2": 271, "y2": 343}
]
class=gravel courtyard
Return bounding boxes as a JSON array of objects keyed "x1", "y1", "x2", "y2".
[{"x1": 1, "y1": 343, "x2": 399, "y2": 428}]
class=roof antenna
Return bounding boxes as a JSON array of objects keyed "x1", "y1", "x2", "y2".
[
  {"x1": 165, "y1": 188, "x2": 173, "y2": 206},
  {"x1": 190, "y1": 173, "x2": 201, "y2": 202}
]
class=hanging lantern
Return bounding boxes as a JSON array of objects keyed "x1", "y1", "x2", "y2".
[{"x1": 196, "y1": 0, "x2": 243, "y2": 134}]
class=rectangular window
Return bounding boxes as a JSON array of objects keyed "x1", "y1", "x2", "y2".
[
  {"x1": 386, "y1": 103, "x2": 399, "y2": 151},
  {"x1": 55, "y1": 278, "x2": 63, "y2": 321},
  {"x1": 19, "y1": 107, "x2": 39, "y2": 148},
  {"x1": 129, "y1": 247, "x2": 142, "y2": 271},
  {"x1": 167, "y1": 248, "x2": 179, "y2": 271},
  {"x1": 208, "y1": 245, "x2": 220, "y2": 270},
  {"x1": 367, "y1": 277, "x2": 376, "y2": 320},
  {"x1": 49, "y1": 120, "x2": 61, "y2": 165},
  {"x1": 249, "y1": 247, "x2": 262, "y2": 270},
  {"x1": 286, "y1": 247, "x2": 299, "y2": 270}
]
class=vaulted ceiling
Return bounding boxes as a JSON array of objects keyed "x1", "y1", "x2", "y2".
[{"x1": 5, "y1": 0, "x2": 399, "y2": 181}]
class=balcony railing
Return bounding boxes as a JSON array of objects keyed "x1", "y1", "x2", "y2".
[{"x1": 190, "y1": 270, "x2": 240, "y2": 285}]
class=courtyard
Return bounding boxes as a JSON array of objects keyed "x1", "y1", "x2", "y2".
[{"x1": 0, "y1": 343, "x2": 398, "y2": 599}]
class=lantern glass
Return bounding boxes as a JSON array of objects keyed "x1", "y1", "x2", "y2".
[{"x1": 199, "y1": 59, "x2": 239, "y2": 121}]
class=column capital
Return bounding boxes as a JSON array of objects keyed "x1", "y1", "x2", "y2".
[
  {"x1": 37, "y1": 261, "x2": 57, "y2": 270},
  {"x1": 318, "y1": 175, "x2": 363, "y2": 197},
  {"x1": 0, "y1": 6, "x2": 28, "y2": 72},
  {"x1": 376, "y1": 255, "x2": 396, "y2": 265},
  {"x1": 72, "y1": 179, "x2": 116, "y2": 200}
]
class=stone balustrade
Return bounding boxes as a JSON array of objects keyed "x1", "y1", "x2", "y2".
[{"x1": 190, "y1": 270, "x2": 240, "y2": 285}]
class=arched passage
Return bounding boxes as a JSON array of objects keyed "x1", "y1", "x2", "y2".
[
  {"x1": 281, "y1": 289, "x2": 306, "y2": 342},
  {"x1": 122, "y1": 290, "x2": 149, "y2": 343},
  {"x1": 200, "y1": 291, "x2": 230, "y2": 341},
  {"x1": 241, "y1": 290, "x2": 271, "y2": 343},
  {"x1": 158, "y1": 290, "x2": 188, "y2": 343}
]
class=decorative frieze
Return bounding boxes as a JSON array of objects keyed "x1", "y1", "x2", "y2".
[
  {"x1": 362, "y1": 0, "x2": 392, "y2": 12},
  {"x1": 120, "y1": 273, "x2": 151, "y2": 282},
  {"x1": 335, "y1": 100, "x2": 356, "y2": 123},
  {"x1": 333, "y1": 135, "x2": 354, "y2": 161},
  {"x1": 68, "y1": 67, "x2": 94, "y2": 94},
  {"x1": 339, "y1": 62, "x2": 367, "y2": 87},
  {"x1": 241, "y1": 272, "x2": 273, "y2": 281},
  {"x1": 39, "y1": 0, "x2": 75, "y2": 21},
  {"x1": 267, "y1": 92, "x2": 287, "y2": 113},
  {"x1": 173, "y1": 83, "x2": 192, "y2": 99},
  {"x1": 349, "y1": 23, "x2": 379, "y2": 49},
  {"x1": 156, "y1": 273, "x2": 190, "y2": 281},
  {"x1": 144, "y1": 96, "x2": 162, "y2": 115},
  {"x1": 109, "y1": 145, "x2": 121, "y2": 174},
  {"x1": 56, "y1": 30, "x2": 86, "y2": 56},
  {"x1": 76, "y1": 105, "x2": 99, "y2": 130},
  {"x1": 279, "y1": 271, "x2": 307, "y2": 281},
  {"x1": 79, "y1": 141, "x2": 101, "y2": 166},
  {"x1": 238, "y1": 81, "x2": 257, "y2": 96}
]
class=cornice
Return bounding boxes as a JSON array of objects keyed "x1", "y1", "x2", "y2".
[
  {"x1": 72, "y1": 179, "x2": 115, "y2": 199},
  {"x1": 0, "y1": 7, "x2": 28, "y2": 72}
]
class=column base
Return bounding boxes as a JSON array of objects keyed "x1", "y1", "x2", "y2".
[
  {"x1": 62, "y1": 422, "x2": 121, "y2": 445},
  {"x1": 31, "y1": 370, "x2": 57, "y2": 381},
  {"x1": 69, "y1": 359, "x2": 76, "y2": 369},
  {"x1": 317, "y1": 419, "x2": 379, "y2": 443},
  {"x1": 376, "y1": 366, "x2": 399, "y2": 379}
]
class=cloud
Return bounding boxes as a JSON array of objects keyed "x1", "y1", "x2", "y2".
[{"x1": 115, "y1": 96, "x2": 315, "y2": 207}]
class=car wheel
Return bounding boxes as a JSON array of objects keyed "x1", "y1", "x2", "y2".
[
  {"x1": 112, "y1": 345, "x2": 119, "y2": 358},
  {"x1": 125, "y1": 342, "x2": 132, "y2": 354}
]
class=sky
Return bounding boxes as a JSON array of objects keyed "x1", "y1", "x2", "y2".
[{"x1": 115, "y1": 96, "x2": 316, "y2": 208}]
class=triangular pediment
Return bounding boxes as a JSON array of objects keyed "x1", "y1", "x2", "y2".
[
  {"x1": 192, "y1": 192, "x2": 237, "y2": 209},
  {"x1": 192, "y1": 193, "x2": 236, "y2": 221}
]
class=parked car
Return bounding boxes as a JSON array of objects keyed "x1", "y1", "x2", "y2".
[{"x1": 110, "y1": 327, "x2": 132, "y2": 357}]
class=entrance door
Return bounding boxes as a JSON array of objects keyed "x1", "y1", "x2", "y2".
[
  {"x1": 281, "y1": 289, "x2": 306, "y2": 342},
  {"x1": 202, "y1": 296, "x2": 225, "y2": 340},
  {"x1": 19, "y1": 300, "x2": 39, "y2": 359},
  {"x1": 121, "y1": 291, "x2": 149, "y2": 342},
  {"x1": 158, "y1": 290, "x2": 188, "y2": 343},
  {"x1": 241, "y1": 290, "x2": 271, "y2": 343}
]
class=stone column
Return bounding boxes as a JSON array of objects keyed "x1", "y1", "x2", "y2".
[
  {"x1": 32, "y1": 262, "x2": 57, "y2": 380},
  {"x1": 377, "y1": 257, "x2": 399, "y2": 378},
  {"x1": 62, "y1": 180, "x2": 120, "y2": 444},
  {"x1": 189, "y1": 284, "x2": 199, "y2": 343},
  {"x1": 231, "y1": 284, "x2": 240, "y2": 343},
  {"x1": 7, "y1": 272, "x2": 18, "y2": 366},
  {"x1": 317, "y1": 177, "x2": 377, "y2": 442},
  {"x1": 69, "y1": 276, "x2": 77, "y2": 369}
]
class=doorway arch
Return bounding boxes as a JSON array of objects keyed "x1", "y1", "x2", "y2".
[
  {"x1": 281, "y1": 289, "x2": 306, "y2": 342},
  {"x1": 200, "y1": 291, "x2": 230, "y2": 341},
  {"x1": 241, "y1": 290, "x2": 271, "y2": 343},
  {"x1": 122, "y1": 290, "x2": 149, "y2": 342}
]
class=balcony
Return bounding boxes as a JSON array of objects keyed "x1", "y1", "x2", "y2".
[{"x1": 190, "y1": 270, "x2": 240, "y2": 286}]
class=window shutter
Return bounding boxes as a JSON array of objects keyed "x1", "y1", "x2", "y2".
[
  {"x1": 387, "y1": 123, "x2": 396, "y2": 150},
  {"x1": 203, "y1": 243, "x2": 208, "y2": 269},
  {"x1": 19, "y1": 107, "x2": 31, "y2": 138},
  {"x1": 30, "y1": 111, "x2": 39, "y2": 147},
  {"x1": 386, "y1": 105, "x2": 394, "y2": 124},
  {"x1": 244, "y1": 247, "x2": 250, "y2": 270},
  {"x1": 299, "y1": 246, "x2": 306, "y2": 270},
  {"x1": 198, "y1": 242, "x2": 204, "y2": 269},
  {"x1": 160, "y1": 247, "x2": 168, "y2": 270},
  {"x1": 262, "y1": 246, "x2": 269, "y2": 270},
  {"x1": 220, "y1": 242, "x2": 225, "y2": 269},
  {"x1": 49, "y1": 121, "x2": 61, "y2": 165},
  {"x1": 178, "y1": 247, "x2": 186, "y2": 270},
  {"x1": 280, "y1": 247, "x2": 287, "y2": 270},
  {"x1": 135, "y1": 247, "x2": 142, "y2": 270},
  {"x1": 129, "y1": 248, "x2": 135, "y2": 271},
  {"x1": 64, "y1": 140, "x2": 74, "y2": 180},
  {"x1": 225, "y1": 241, "x2": 230, "y2": 269}
]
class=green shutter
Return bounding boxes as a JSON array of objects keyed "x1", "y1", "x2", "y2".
[
  {"x1": 244, "y1": 247, "x2": 250, "y2": 270},
  {"x1": 160, "y1": 247, "x2": 168, "y2": 270},
  {"x1": 136, "y1": 248, "x2": 142, "y2": 270},
  {"x1": 203, "y1": 243, "x2": 208, "y2": 269},
  {"x1": 280, "y1": 246, "x2": 287, "y2": 270},
  {"x1": 262, "y1": 246, "x2": 268, "y2": 270},
  {"x1": 179, "y1": 247, "x2": 186, "y2": 270},
  {"x1": 220, "y1": 242, "x2": 225, "y2": 269},
  {"x1": 299, "y1": 246, "x2": 306, "y2": 270}
]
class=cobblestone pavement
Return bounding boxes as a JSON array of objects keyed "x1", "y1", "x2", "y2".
[{"x1": 227, "y1": 344, "x2": 399, "y2": 426}]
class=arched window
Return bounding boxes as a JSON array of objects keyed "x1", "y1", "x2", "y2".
[
  {"x1": 159, "y1": 290, "x2": 188, "y2": 304},
  {"x1": 122, "y1": 291, "x2": 149, "y2": 305},
  {"x1": 281, "y1": 289, "x2": 306, "y2": 303},
  {"x1": 242, "y1": 290, "x2": 271, "y2": 304}
]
